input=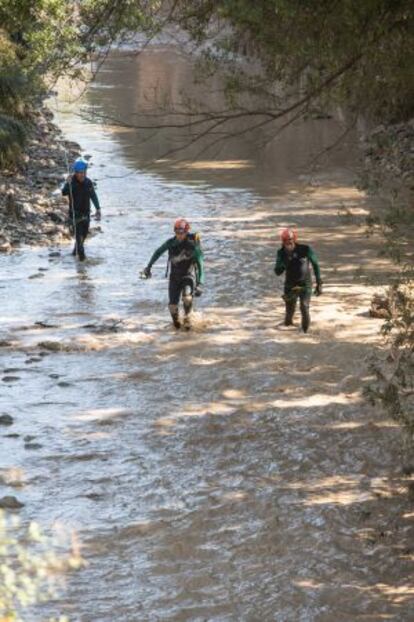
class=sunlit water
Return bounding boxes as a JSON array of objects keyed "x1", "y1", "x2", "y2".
[{"x1": 1, "y1": 47, "x2": 412, "y2": 621}]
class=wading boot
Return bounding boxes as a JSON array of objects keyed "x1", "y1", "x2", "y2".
[{"x1": 168, "y1": 305, "x2": 181, "y2": 329}]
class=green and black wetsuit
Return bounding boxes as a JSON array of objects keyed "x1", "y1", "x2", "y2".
[
  {"x1": 274, "y1": 244, "x2": 321, "y2": 332},
  {"x1": 148, "y1": 234, "x2": 205, "y2": 306}
]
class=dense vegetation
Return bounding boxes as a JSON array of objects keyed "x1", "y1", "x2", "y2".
[{"x1": 0, "y1": 0, "x2": 154, "y2": 167}]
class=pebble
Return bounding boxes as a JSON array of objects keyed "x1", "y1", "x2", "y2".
[
  {"x1": 37, "y1": 341, "x2": 62, "y2": 352},
  {"x1": 24, "y1": 442, "x2": 43, "y2": 450},
  {"x1": 0, "y1": 496, "x2": 24, "y2": 509},
  {"x1": 0, "y1": 414, "x2": 14, "y2": 426}
]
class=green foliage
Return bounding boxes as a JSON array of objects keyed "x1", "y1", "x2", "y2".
[
  {"x1": 0, "y1": 1, "x2": 158, "y2": 169},
  {"x1": 366, "y1": 280, "x2": 414, "y2": 440},
  {"x1": 174, "y1": 0, "x2": 414, "y2": 123},
  {"x1": 0, "y1": 114, "x2": 27, "y2": 168},
  {"x1": 0, "y1": 510, "x2": 84, "y2": 621}
]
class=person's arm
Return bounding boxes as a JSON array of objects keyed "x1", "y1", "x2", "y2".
[
  {"x1": 62, "y1": 181, "x2": 70, "y2": 197},
  {"x1": 274, "y1": 248, "x2": 285, "y2": 275},
  {"x1": 89, "y1": 181, "x2": 101, "y2": 211},
  {"x1": 308, "y1": 246, "x2": 321, "y2": 283},
  {"x1": 147, "y1": 240, "x2": 171, "y2": 269},
  {"x1": 194, "y1": 244, "x2": 205, "y2": 285}
]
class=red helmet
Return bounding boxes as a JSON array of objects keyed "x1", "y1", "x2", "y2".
[
  {"x1": 280, "y1": 228, "x2": 298, "y2": 243},
  {"x1": 174, "y1": 218, "x2": 190, "y2": 233}
]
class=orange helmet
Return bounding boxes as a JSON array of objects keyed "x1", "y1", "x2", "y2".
[
  {"x1": 174, "y1": 218, "x2": 190, "y2": 233},
  {"x1": 280, "y1": 228, "x2": 298, "y2": 243}
]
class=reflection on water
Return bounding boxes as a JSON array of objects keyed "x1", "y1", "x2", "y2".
[
  {"x1": 0, "y1": 46, "x2": 411, "y2": 622},
  {"x1": 81, "y1": 48, "x2": 358, "y2": 192}
]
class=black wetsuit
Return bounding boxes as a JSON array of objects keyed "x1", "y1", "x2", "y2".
[
  {"x1": 274, "y1": 244, "x2": 321, "y2": 332},
  {"x1": 62, "y1": 176, "x2": 100, "y2": 258}
]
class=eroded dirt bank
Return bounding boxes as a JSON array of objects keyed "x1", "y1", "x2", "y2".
[{"x1": 0, "y1": 107, "x2": 80, "y2": 252}]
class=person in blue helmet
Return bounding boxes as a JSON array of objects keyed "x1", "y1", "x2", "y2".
[{"x1": 62, "y1": 158, "x2": 101, "y2": 260}]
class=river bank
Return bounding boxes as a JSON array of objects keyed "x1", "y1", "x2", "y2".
[{"x1": 0, "y1": 106, "x2": 80, "y2": 252}]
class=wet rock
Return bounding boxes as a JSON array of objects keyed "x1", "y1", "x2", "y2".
[
  {"x1": 34, "y1": 320, "x2": 57, "y2": 329},
  {"x1": 4, "y1": 433, "x2": 20, "y2": 438},
  {"x1": 57, "y1": 381, "x2": 72, "y2": 388},
  {"x1": 49, "y1": 212, "x2": 65, "y2": 224},
  {"x1": 24, "y1": 442, "x2": 43, "y2": 450},
  {"x1": 0, "y1": 241, "x2": 12, "y2": 253},
  {"x1": 0, "y1": 339, "x2": 12, "y2": 347},
  {"x1": 85, "y1": 492, "x2": 104, "y2": 501},
  {"x1": 0, "y1": 496, "x2": 24, "y2": 509},
  {"x1": 0, "y1": 414, "x2": 14, "y2": 426},
  {"x1": 37, "y1": 340, "x2": 63, "y2": 352},
  {"x1": 49, "y1": 251, "x2": 61, "y2": 258},
  {"x1": 23, "y1": 435, "x2": 36, "y2": 442},
  {"x1": 49, "y1": 373, "x2": 60, "y2": 379},
  {"x1": 28, "y1": 272, "x2": 45, "y2": 279},
  {"x1": 2, "y1": 376, "x2": 20, "y2": 383}
]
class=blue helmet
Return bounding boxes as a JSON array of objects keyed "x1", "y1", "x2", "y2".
[{"x1": 73, "y1": 158, "x2": 88, "y2": 173}]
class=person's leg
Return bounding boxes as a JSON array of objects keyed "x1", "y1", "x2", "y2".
[
  {"x1": 74, "y1": 220, "x2": 87, "y2": 261},
  {"x1": 168, "y1": 278, "x2": 181, "y2": 328},
  {"x1": 284, "y1": 291, "x2": 297, "y2": 326},
  {"x1": 78, "y1": 220, "x2": 90, "y2": 261},
  {"x1": 74, "y1": 222, "x2": 83, "y2": 259},
  {"x1": 182, "y1": 277, "x2": 194, "y2": 315},
  {"x1": 181, "y1": 276, "x2": 194, "y2": 330},
  {"x1": 299, "y1": 290, "x2": 311, "y2": 333}
]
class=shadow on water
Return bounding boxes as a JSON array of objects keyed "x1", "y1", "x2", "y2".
[{"x1": 0, "y1": 44, "x2": 412, "y2": 622}]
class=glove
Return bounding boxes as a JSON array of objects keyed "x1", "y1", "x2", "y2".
[
  {"x1": 314, "y1": 282, "x2": 323, "y2": 296},
  {"x1": 194, "y1": 285, "x2": 203, "y2": 297},
  {"x1": 95, "y1": 209, "x2": 101, "y2": 221},
  {"x1": 141, "y1": 266, "x2": 152, "y2": 279}
]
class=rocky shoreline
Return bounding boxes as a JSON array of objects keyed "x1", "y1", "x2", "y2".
[{"x1": 0, "y1": 107, "x2": 81, "y2": 253}]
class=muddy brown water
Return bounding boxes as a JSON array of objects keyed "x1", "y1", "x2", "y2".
[{"x1": 1, "y1": 46, "x2": 413, "y2": 621}]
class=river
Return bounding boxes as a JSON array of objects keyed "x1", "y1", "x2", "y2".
[{"x1": 1, "y1": 44, "x2": 412, "y2": 621}]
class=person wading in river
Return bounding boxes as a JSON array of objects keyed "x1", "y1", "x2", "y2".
[
  {"x1": 274, "y1": 228, "x2": 322, "y2": 333},
  {"x1": 141, "y1": 219, "x2": 204, "y2": 330},
  {"x1": 62, "y1": 158, "x2": 101, "y2": 261}
]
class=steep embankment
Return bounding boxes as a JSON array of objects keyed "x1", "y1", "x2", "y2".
[{"x1": 0, "y1": 107, "x2": 79, "y2": 252}]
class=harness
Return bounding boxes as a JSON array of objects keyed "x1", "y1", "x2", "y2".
[{"x1": 165, "y1": 232, "x2": 201, "y2": 279}]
